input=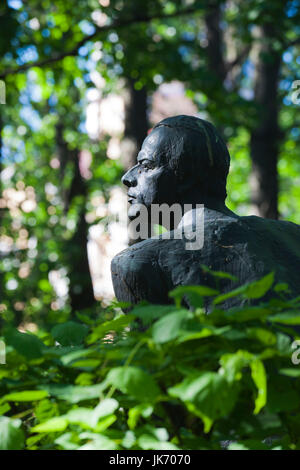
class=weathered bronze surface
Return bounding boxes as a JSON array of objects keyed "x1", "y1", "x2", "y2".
[{"x1": 111, "y1": 115, "x2": 300, "y2": 310}]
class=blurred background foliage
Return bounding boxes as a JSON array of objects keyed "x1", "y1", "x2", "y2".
[{"x1": 0, "y1": 0, "x2": 299, "y2": 327}]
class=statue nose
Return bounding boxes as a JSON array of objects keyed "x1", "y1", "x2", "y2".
[{"x1": 122, "y1": 166, "x2": 137, "y2": 187}]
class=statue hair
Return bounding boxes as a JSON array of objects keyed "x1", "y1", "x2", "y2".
[{"x1": 153, "y1": 115, "x2": 230, "y2": 202}]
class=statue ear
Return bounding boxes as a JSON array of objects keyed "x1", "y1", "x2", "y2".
[
  {"x1": 176, "y1": 168, "x2": 200, "y2": 196},
  {"x1": 176, "y1": 173, "x2": 208, "y2": 200}
]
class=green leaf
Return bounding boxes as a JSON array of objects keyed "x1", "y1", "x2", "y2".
[
  {"x1": 106, "y1": 367, "x2": 160, "y2": 402},
  {"x1": 55, "y1": 432, "x2": 79, "y2": 450},
  {"x1": 269, "y1": 311, "x2": 300, "y2": 325},
  {"x1": 5, "y1": 328, "x2": 45, "y2": 359},
  {"x1": 66, "y1": 399, "x2": 118, "y2": 428},
  {"x1": 152, "y1": 310, "x2": 188, "y2": 343},
  {"x1": 176, "y1": 326, "x2": 230, "y2": 344},
  {"x1": 244, "y1": 272, "x2": 274, "y2": 299},
  {"x1": 224, "y1": 306, "x2": 271, "y2": 322},
  {"x1": 213, "y1": 284, "x2": 248, "y2": 305},
  {"x1": 95, "y1": 415, "x2": 117, "y2": 432},
  {"x1": 246, "y1": 327, "x2": 277, "y2": 345},
  {"x1": 0, "y1": 417, "x2": 24, "y2": 450},
  {"x1": 201, "y1": 265, "x2": 238, "y2": 281},
  {"x1": 78, "y1": 433, "x2": 118, "y2": 450},
  {"x1": 214, "y1": 273, "x2": 274, "y2": 305},
  {"x1": 228, "y1": 440, "x2": 270, "y2": 450},
  {"x1": 51, "y1": 321, "x2": 88, "y2": 346},
  {"x1": 250, "y1": 359, "x2": 267, "y2": 414},
  {"x1": 221, "y1": 352, "x2": 267, "y2": 414},
  {"x1": 276, "y1": 332, "x2": 292, "y2": 353},
  {"x1": 39, "y1": 382, "x2": 108, "y2": 403},
  {"x1": 31, "y1": 417, "x2": 68, "y2": 433},
  {"x1": 0, "y1": 403, "x2": 11, "y2": 416},
  {"x1": 87, "y1": 315, "x2": 135, "y2": 344},
  {"x1": 3, "y1": 390, "x2": 48, "y2": 402},
  {"x1": 274, "y1": 283, "x2": 290, "y2": 293},
  {"x1": 220, "y1": 350, "x2": 253, "y2": 383},
  {"x1": 122, "y1": 430, "x2": 136, "y2": 449},
  {"x1": 279, "y1": 368, "x2": 300, "y2": 377},
  {"x1": 131, "y1": 304, "x2": 177, "y2": 325},
  {"x1": 138, "y1": 434, "x2": 178, "y2": 450},
  {"x1": 128, "y1": 404, "x2": 153, "y2": 430},
  {"x1": 168, "y1": 372, "x2": 237, "y2": 432},
  {"x1": 60, "y1": 348, "x2": 94, "y2": 366},
  {"x1": 171, "y1": 287, "x2": 217, "y2": 299},
  {"x1": 70, "y1": 359, "x2": 101, "y2": 369},
  {"x1": 169, "y1": 285, "x2": 219, "y2": 308}
]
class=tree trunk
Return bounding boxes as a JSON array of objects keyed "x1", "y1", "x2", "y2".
[
  {"x1": 67, "y1": 151, "x2": 96, "y2": 311},
  {"x1": 250, "y1": 24, "x2": 281, "y2": 219},
  {"x1": 205, "y1": 6, "x2": 281, "y2": 219},
  {"x1": 55, "y1": 121, "x2": 95, "y2": 311},
  {"x1": 121, "y1": 78, "x2": 149, "y2": 245},
  {"x1": 204, "y1": 4, "x2": 226, "y2": 84}
]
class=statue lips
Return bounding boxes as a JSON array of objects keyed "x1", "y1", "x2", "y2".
[
  {"x1": 127, "y1": 192, "x2": 141, "y2": 220},
  {"x1": 127, "y1": 192, "x2": 138, "y2": 205}
]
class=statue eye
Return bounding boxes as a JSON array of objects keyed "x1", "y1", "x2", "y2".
[{"x1": 140, "y1": 160, "x2": 153, "y2": 170}]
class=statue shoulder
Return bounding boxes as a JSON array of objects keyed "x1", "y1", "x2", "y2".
[
  {"x1": 239, "y1": 214, "x2": 300, "y2": 238},
  {"x1": 111, "y1": 240, "x2": 170, "y2": 305}
]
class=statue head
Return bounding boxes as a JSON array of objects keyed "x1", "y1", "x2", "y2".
[{"x1": 122, "y1": 115, "x2": 230, "y2": 220}]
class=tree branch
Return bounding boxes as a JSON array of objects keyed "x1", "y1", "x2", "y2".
[{"x1": 0, "y1": 6, "x2": 200, "y2": 79}]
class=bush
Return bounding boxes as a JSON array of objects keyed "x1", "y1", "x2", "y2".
[{"x1": 1, "y1": 273, "x2": 300, "y2": 450}]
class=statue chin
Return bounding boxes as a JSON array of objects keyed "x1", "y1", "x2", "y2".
[{"x1": 128, "y1": 202, "x2": 145, "y2": 221}]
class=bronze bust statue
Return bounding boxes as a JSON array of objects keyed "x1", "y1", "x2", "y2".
[{"x1": 111, "y1": 115, "x2": 300, "y2": 310}]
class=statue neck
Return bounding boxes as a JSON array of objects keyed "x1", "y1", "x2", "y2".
[{"x1": 178, "y1": 193, "x2": 238, "y2": 218}]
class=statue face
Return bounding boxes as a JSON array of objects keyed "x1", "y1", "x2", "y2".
[{"x1": 122, "y1": 127, "x2": 177, "y2": 220}]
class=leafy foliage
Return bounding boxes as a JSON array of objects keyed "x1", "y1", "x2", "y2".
[{"x1": 1, "y1": 278, "x2": 300, "y2": 450}]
